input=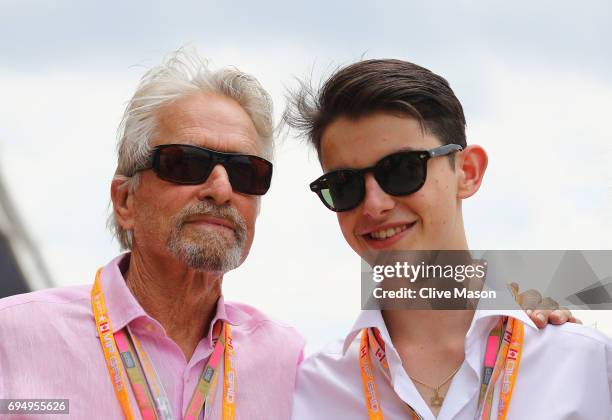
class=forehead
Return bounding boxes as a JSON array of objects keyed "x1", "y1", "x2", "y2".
[
  {"x1": 319, "y1": 112, "x2": 441, "y2": 171},
  {"x1": 152, "y1": 91, "x2": 260, "y2": 155}
]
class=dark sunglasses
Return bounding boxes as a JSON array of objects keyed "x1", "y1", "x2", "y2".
[
  {"x1": 310, "y1": 144, "x2": 463, "y2": 212},
  {"x1": 137, "y1": 144, "x2": 273, "y2": 195}
]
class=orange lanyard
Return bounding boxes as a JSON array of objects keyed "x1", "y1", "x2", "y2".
[
  {"x1": 359, "y1": 329, "x2": 422, "y2": 420},
  {"x1": 477, "y1": 317, "x2": 524, "y2": 420},
  {"x1": 92, "y1": 268, "x2": 237, "y2": 420},
  {"x1": 359, "y1": 317, "x2": 524, "y2": 420}
]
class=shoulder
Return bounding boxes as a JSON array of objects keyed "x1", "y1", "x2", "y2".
[
  {"x1": 226, "y1": 300, "x2": 304, "y2": 339},
  {"x1": 292, "y1": 337, "x2": 362, "y2": 420},
  {"x1": 0, "y1": 286, "x2": 107, "y2": 401},
  {"x1": 0, "y1": 285, "x2": 91, "y2": 310},
  {"x1": 0, "y1": 285, "x2": 92, "y2": 333},
  {"x1": 298, "y1": 337, "x2": 354, "y2": 385},
  {"x1": 225, "y1": 300, "x2": 306, "y2": 359},
  {"x1": 526, "y1": 321, "x2": 612, "y2": 349},
  {"x1": 222, "y1": 301, "x2": 307, "y2": 411},
  {"x1": 524, "y1": 322, "x2": 612, "y2": 385},
  {"x1": 523, "y1": 321, "x2": 612, "y2": 366},
  {"x1": 507, "y1": 321, "x2": 612, "y2": 416}
]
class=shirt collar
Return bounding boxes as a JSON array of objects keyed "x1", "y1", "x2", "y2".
[
  {"x1": 98, "y1": 253, "x2": 147, "y2": 333},
  {"x1": 342, "y1": 309, "x2": 388, "y2": 355},
  {"x1": 95, "y1": 253, "x2": 247, "y2": 338},
  {"x1": 469, "y1": 279, "x2": 538, "y2": 332},
  {"x1": 342, "y1": 285, "x2": 538, "y2": 355}
]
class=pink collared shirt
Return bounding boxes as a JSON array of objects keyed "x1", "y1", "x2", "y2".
[{"x1": 0, "y1": 254, "x2": 305, "y2": 419}]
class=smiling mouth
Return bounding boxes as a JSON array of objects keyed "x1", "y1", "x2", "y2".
[{"x1": 366, "y1": 222, "x2": 416, "y2": 240}]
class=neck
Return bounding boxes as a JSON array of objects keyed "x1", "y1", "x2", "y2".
[
  {"x1": 125, "y1": 248, "x2": 223, "y2": 361},
  {"x1": 382, "y1": 308, "x2": 475, "y2": 350},
  {"x1": 382, "y1": 231, "x2": 475, "y2": 349},
  {"x1": 382, "y1": 309, "x2": 474, "y2": 417}
]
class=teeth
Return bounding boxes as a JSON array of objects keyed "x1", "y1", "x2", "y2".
[{"x1": 369, "y1": 224, "x2": 411, "y2": 240}]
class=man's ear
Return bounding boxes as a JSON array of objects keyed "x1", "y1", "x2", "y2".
[
  {"x1": 456, "y1": 145, "x2": 488, "y2": 199},
  {"x1": 110, "y1": 178, "x2": 135, "y2": 230}
]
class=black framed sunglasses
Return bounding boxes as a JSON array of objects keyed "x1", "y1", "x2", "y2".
[
  {"x1": 309, "y1": 144, "x2": 463, "y2": 212},
  {"x1": 137, "y1": 144, "x2": 273, "y2": 195}
]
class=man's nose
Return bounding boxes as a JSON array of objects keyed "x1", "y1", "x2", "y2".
[
  {"x1": 196, "y1": 164, "x2": 233, "y2": 204},
  {"x1": 361, "y1": 173, "x2": 395, "y2": 218}
]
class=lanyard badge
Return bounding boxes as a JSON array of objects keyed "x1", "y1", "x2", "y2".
[{"x1": 92, "y1": 268, "x2": 237, "y2": 420}]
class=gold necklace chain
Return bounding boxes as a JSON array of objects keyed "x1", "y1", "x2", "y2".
[{"x1": 408, "y1": 362, "x2": 463, "y2": 407}]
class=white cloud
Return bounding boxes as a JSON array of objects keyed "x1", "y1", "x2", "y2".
[{"x1": 465, "y1": 56, "x2": 612, "y2": 250}]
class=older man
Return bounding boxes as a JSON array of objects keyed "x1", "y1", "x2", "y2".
[{"x1": 0, "y1": 50, "x2": 303, "y2": 419}]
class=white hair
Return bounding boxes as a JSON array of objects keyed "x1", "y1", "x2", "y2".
[{"x1": 109, "y1": 48, "x2": 274, "y2": 250}]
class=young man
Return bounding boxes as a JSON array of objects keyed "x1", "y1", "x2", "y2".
[{"x1": 286, "y1": 59, "x2": 612, "y2": 419}]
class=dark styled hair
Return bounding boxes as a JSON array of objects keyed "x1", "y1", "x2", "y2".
[{"x1": 283, "y1": 59, "x2": 467, "y2": 161}]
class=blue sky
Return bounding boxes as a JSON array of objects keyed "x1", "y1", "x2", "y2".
[{"x1": 1, "y1": 0, "x2": 611, "y2": 350}]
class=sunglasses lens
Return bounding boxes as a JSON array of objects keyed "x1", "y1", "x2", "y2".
[
  {"x1": 154, "y1": 144, "x2": 272, "y2": 195},
  {"x1": 226, "y1": 155, "x2": 272, "y2": 195},
  {"x1": 155, "y1": 145, "x2": 213, "y2": 184},
  {"x1": 318, "y1": 170, "x2": 363, "y2": 211},
  {"x1": 376, "y1": 152, "x2": 425, "y2": 195}
]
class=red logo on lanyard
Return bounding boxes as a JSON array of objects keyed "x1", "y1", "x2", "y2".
[{"x1": 360, "y1": 345, "x2": 368, "y2": 359}]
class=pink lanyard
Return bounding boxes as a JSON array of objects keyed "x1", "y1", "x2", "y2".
[{"x1": 92, "y1": 268, "x2": 237, "y2": 420}]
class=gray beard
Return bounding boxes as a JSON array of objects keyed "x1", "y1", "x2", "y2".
[{"x1": 166, "y1": 201, "x2": 247, "y2": 272}]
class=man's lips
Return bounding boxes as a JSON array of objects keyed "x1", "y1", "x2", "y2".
[{"x1": 184, "y1": 216, "x2": 235, "y2": 231}]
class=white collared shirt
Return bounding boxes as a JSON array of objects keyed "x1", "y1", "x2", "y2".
[{"x1": 292, "y1": 307, "x2": 612, "y2": 419}]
